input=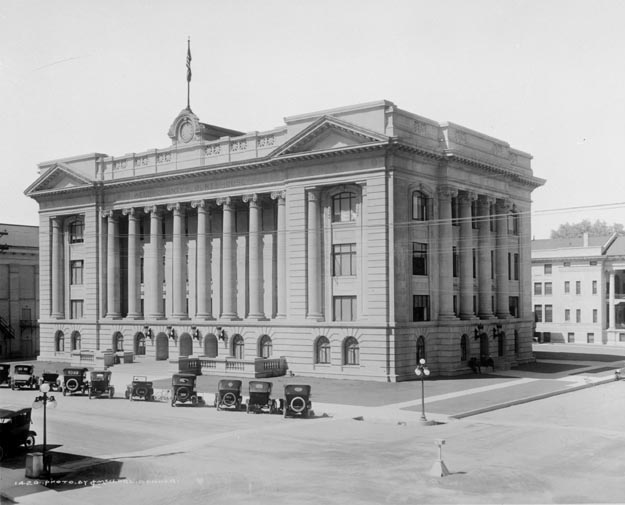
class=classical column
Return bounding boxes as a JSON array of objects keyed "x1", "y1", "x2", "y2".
[
  {"x1": 609, "y1": 270, "x2": 615, "y2": 329},
  {"x1": 123, "y1": 208, "x2": 141, "y2": 319},
  {"x1": 144, "y1": 205, "x2": 164, "y2": 319},
  {"x1": 50, "y1": 216, "x2": 64, "y2": 319},
  {"x1": 495, "y1": 199, "x2": 510, "y2": 318},
  {"x1": 191, "y1": 200, "x2": 213, "y2": 319},
  {"x1": 243, "y1": 194, "x2": 265, "y2": 320},
  {"x1": 168, "y1": 203, "x2": 188, "y2": 319},
  {"x1": 217, "y1": 197, "x2": 237, "y2": 320},
  {"x1": 437, "y1": 185, "x2": 457, "y2": 320},
  {"x1": 477, "y1": 195, "x2": 494, "y2": 318},
  {"x1": 105, "y1": 210, "x2": 121, "y2": 318},
  {"x1": 458, "y1": 191, "x2": 475, "y2": 319},
  {"x1": 271, "y1": 191, "x2": 287, "y2": 318},
  {"x1": 307, "y1": 189, "x2": 323, "y2": 320}
]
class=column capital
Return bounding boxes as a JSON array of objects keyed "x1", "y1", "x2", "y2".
[
  {"x1": 242, "y1": 193, "x2": 260, "y2": 206},
  {"x1": 496, "y1": 198, "x2": 512, "y2": 212},
  {"x1": 478, "y1": 194, "x2": 496, "y2": 207},
  {"x1": 143, "y1": 205, "x2": 162, "y2": 216},
  {"x1": 307, "y1": 188, "x2": 321, "y2": 202},
  {"x1": 458, "y1": 190, "x2": 477, "y2": 204},
  {"x1": 216, "y1": 196, "x2": 232, "y2": 208},
  {"x1": 101, "y1": 209, "x2": 116, "y2": 220},
  {"x1": 166, "y1": 202, "x2": 186, "y2": 214},
  {"x1": 271, "y1": 190, "x2": 286, "y2": 202},
  {"x1": 122, "y1": 207, "x2": 139, "y2": 218},
  {"x1": 437, "y1": 185, "x2": 457, "y2": 199},
  {"x1": 191, "y1": 199, "x2": 211, "y2": 211}
]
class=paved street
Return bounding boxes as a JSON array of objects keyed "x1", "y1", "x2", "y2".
[{"x1": 1, "y1": 344, "x2": 624, "y2": 504}]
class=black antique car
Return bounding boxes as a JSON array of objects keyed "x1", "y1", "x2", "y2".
[
  {"x1": 38, "y1": 371, "x2": 60, "y2": 392},
  {"x1": 283, "y1": 384, "x2": 312, "y2": 418},
  {"x1": 61, "y1": 367, "x2": 90, "y2": 396},
  {"x1": 125, "y1": 375, "x2": 154, "y2": 401},
  {"x1": 0, "y1": 363, "x2": 10, "y2": 387},
  {"x1": 11, "y1": 364, "x2": 38, "y2": 390},
  {"x1": 246, "y1": 381, "x2": 277, "y2": 414},
  {"x1": 215, "y1": 379, "x2": 243, "y2": 411},
  {"x1": 171, "y1": 373, "x2": 200, "y2": 406},
  {"x1": 0, "y1": 406, "x2": 36, "y2": 461},
  {"x1": 88, "y1": 370, "x2": 115, "y2": 399}
]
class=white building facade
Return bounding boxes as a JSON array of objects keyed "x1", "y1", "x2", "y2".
[
  {"x1": 26, "y1": 100, "x2": 544, "y2": 380},
  {"x1": 532, "y1": 233, "x2": 625, "y2": 345}
]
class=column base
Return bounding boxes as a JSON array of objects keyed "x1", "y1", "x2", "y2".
[
  {"x1": 478, "y1": 313, "x2": 496, "y2": 319},
  {"x1": 438, "y1": 313, "x2": 458, "y2": 321},
  {"x1": 195, "y1": 313, "x2": 215, "y2": 321},
  {"x1": 459, "y1": 313, "x2": 476, "y2": 320},
  {"x1": 172, "y1": 314, "x2": 191, "y2": 320},
  {"x1": 105, "y1": 314, "x2": 123, "y2": 320},
  {"x1": 496, "y1": 313, "x2": 511, "y2": 319},
  {"x1": 306, "y1": 313, "x2": 324, "y2": 321},
  {"x1": 126, "y1": 313, "x2": 143, "y2": 320},
  {"x1": 246, "y1": 313, "x2": 267, "y2": 321},
  {"x1": 220, "y1": 313, "x2": 240, "y2": 321},
  {"x1": 147, "y1": 314, "x2": 166, "y2": 320}
]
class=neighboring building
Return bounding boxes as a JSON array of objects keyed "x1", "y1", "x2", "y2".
[
  {"x1": 25, "y1": 100, "x2": 544, "y2": 380},
  {"x1": 532, "y1": 232, "x2": 625, "y2": 346},
  {"x1": 0, "y1": 223, "x2": 39, "y2": 358}
]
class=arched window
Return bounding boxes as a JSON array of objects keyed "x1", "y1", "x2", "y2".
[
  {"x1": 412, "y1": 191, "x2": 429, "y2": 221},
  {"x1": 315, "y1": 336, "x2": 331, "y2": 364},
  {"x1": 460, "y1": 334, "x2": 468, "y2": 362},
  {"x1": 343, "y1": 337, "x2": 359, "y2": 365},
  {"x1": 416, "y1": 335, "x2": 426, "y2": 363},
  {"x1": 332, "y1": 192, "x2": 356, "y2": 223},
  {"x1": 71, "y1": 331, "x2": 81, "y2": 351},
  {"x1": 232, "y1": 334, "x2": 244, "y2": 359},
  {"x1": 259, "y1": 335, "x2": 272, "y2": 358},
  {"x1": 55, "y1": 332, "x2": 65, "y2": 352},
  {"x1": 114, "y1": 332, "x2": 124, "y2": 352}
]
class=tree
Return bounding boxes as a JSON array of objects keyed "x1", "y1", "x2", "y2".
[{"x1": 550, "y1": 220, "x2": 624, "y2": 239}]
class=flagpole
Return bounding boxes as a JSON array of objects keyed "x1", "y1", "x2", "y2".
[{"x1": 186, "y1": 37, "x2": 191, "y2": 110}]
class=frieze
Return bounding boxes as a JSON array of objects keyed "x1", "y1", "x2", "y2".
[
  {"x1": 157, "y1": 152, "x2": 172, "y2": 163},
  {"x1": 230, "y1": 140, "x2": 247, "y2": 152},
  {"x1": 413, "y1": 121, "x2": 427, "y2": 135},
  {"x1": 453, "y1": 131, "x2": 467, "y2": 144},
  {"x1": 131, "y1": 177, "x2": 247, "y2": 200},
  {"x1": 258, "y1": 136, "x2": 275, "y2": 148},
  {"x1": 114, "y1": 160, "x2": 127, "y2": 170},
  {"x1": 134, "y1": 157, "x2": 148, "y2": 167},
  {"x1": 205, "y1": 145, "x2": 222, "y2": 156}
]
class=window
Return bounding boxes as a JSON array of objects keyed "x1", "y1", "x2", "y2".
[
  {"x1": 461, "y1": 334, "x2": 468, "y2": 361},
  {"x1": 619, "y1": 333, "x2": 625, "y2": 343},
  {"x1": 544, "y1": 264, "x2": 552, "y2": 274},
  {"x1": 490, "y1": 251, "x2": 495, "y2": 279},
  {"x1": 114, "y1": 333, "x2": 124, "y2": 352},
  {"x1": 544, "y1": 282, "x2": 552, "y2": 295},
  {"x1": 315, "y1": 336, "x2": 330, "y2": 364},
  {"x1": 55, "y1": 332, "x2": 64, "y2": 352},
  {"x1": 71, "y1": 332, "x2": 81, "y2": 351},
  {"x1": 568, "y1": 333, "x2": 575, "y2": 343},
  {"x1": 232, "y1": 334, "x2": 244, "y2": 359},
  {"x1": 592, "y1": 280, "x2": 597, "y2": 295},
  {"x1": 140, "y1": 257, "x2": 144, "y2": 283},
  {"x1": 412, "y1": 243, "x2": 428, "y2": 275},
  {"x1": 471, "y1": 200, "x2": 478, "y2": 229},
  {"x1": 343, "y1": 337, "x2": 359, "y2": 365},
  {"x1": 576, "y1": 309, "x2": 581, "y2": 323},
  {"x1": 452, "y1": 247, "x2": 458, "y2": 277},
  {"x1": 509, "y1": 297, "x2": 519, "y2": 318},
  {"x1": 332, "y1": 192, "x2": 356, "y2": 223},
  {"x1": 69, "y1": 220, "x2": 84, "y2": 244},
  {"x1": 70, "y1": 300, "x2": 83, "y2": 319},
  {"x1": 332, "y1": 243, "x2": 356, "y2": 276},
  {"x1": 513, "y1": 253, "x2": 519, "y2": 280},
  {"x1": 472, "y1": 249, "x2": 477, "y2": 278},
  {"x1": 508, "y1": 253, "x2": 512, "y2": 280},
  {"x1": 534, "y1": 283, "x2": 542, "y2": 296},
  {"x1": 576, "y1": 281, "x2": 581, "y2": 295},
  {"x1": 545, "y1": 305, "x2": 553, "y2": 323},
  {"x1": 534, "y1": 305, "x2": 542, "y2": 322},
  {"x1": 412, "y1": 191, "x2": 428, "y2": 221},
  {"x1": 333, "y1": 296, "x2": 356, "y2": 321},
  {"x1": 508, "y1": 211, "x2": 519, "y2": 235},
  {"x1": 71, "y1": 260, "x2": 84, "y2": 285},
  {"x1": 587, "y1": 333, "x2": 594, "y2": 343},
  {"x1": 413, "y1": 296, "x2": 430, "y2": 321},
  {"x1": 489, "y1": 203, "x2": 496, "y2": 232},
  {"x1": 451, "y1": 196, "x2": 459, "y2": 226},
  {"x1": 593, "y1": 309, "x2": 598, "y2": 323},
  {"x1": 565, "y1": 309, "x2": 570, "y2": 321},
  {"x1": 564, "y1": 281, "x2": 570, "y2": 294},
  {"x1": 21, "y1": 307, "x2": 32, "y2": 321},
  {"x1": 259, "y1": 335, "x2": 272, "y2": 358}
]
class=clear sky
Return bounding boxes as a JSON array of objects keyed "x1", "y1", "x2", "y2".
[{"x1": 1, "y1": 0, "x2": 624, "y2": 238}]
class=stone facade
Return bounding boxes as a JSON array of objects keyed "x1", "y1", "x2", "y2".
[{"x1": 25, "y1": 100, "x2": 544, "y2": 380}]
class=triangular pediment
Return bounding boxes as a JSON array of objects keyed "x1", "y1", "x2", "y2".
[
  {"x1": 24, "y1": 163, "x2": 93, "y2": 196},
  {"x1": 270, "y1": 115, "x2": 389, "y2": 157}
]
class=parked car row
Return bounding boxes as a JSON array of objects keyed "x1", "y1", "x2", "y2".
[{"x1": 0, "y1": 364, "x2": 39, "y2": 390}]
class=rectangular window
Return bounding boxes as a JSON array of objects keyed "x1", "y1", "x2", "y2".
[
  {"x1": 576, "y1": 309, "x2": 581, "y2": 323},
  {"x1": 413, "y1": 295, "x2": 430, "y2": 322},
  {"x1": 412, "y1": 192, "x2": 428, "y2": 221},
  {"x1": 508, "y1": 252, "x2": 512, "y2": 280},
  {"x1": 453, "y1": 295, "x2": 458, "y2": 316},
  {"x1": 471, "y1": 200, "x2": 478, "y2": 229},
  {"x1": 452, "y1": 247, "x2": 458, "y2": 277},
  {"x1": 534, "y1": 283, "x2": 542, "y2": 296},
  {"x1": 332, "y1": 193, "x2": 356, "y2": 223},
  {"x1": 593, "y1": 309, "x2": 598, "y2": 323},
  {"x1": 472, "y1": 249, "x2": 477, "y2": 278},
  {"x1": 568, "y1": 332, "x2": 575, "y2": 343},
  {"x1": 587, "y1": 333, "x2": 594, "y2": 343},
  {"x1": 544, "y1": 264, "x2": 552, "y2": 274},
  {"x1": 534, "y1": 305, "x2": 542, "y2": 322},
  {"x1": 491, "y1": 251, "x2": 495, "y2": 279},
  {"x1": 333, "y1": 296, "x2": 356, "y2": 321},
  {"x1": 140, "y1": 257, "x2": 145, "y2": 283},
  {"x1": 564, "y1": 281, "x2": 570, "y2": 294},
  {"x1": 412, "y1": 243, "x2": 428, "y2": 276},
  {"x1": 70, "y1": 260, "x2": 83, "y2": 285},
  {"x1": 70, "y1": 300, "x2": 83, "y2": 319},
  {"x1": 576, "y1": 281, "x2": 581, "y2": 295},
  {"x1": 619, "y1": 333, "x2": 625, "y2": 343},
  {"x1": 565, "y1": 309, "x2": 570, "y2": 321},
  {"x1": 489, "y1": 203, "x2": 496, "y2": 232},
  {"x1": 513, "y1": 253, "x2": 519, "y2": 280},
  {"x1": 69, "y1": 221, "x2": 84, "y2": 244},
  {"x1": 332, "y1": 243, "x2": 356, "y2": 276},
  {"x1": 544, "y1": 282, "x2": 552, "y2": 295},
  {"x1": 509, "y1": 296, "x2": 519, "y2": 318},
  {"x1": 451, "y1": 196, "x2": 459, "y2": 226},
  {"x1": 545, "y1": 304, "x2": 553, "y2": 323},
  {"x1": 592, "y1": 280, "x2": 597, "y2": 295}
]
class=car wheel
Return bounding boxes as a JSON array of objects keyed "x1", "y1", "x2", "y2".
[
  {"x1": 25, "y1": 434, "x2": 35, "y2": 449},
  {"x1": 171, "y1": 399, "x2": 176, "y2": 407},
  {"x1": 62, "y1": 388, "x2": 67, "y2": 396}
]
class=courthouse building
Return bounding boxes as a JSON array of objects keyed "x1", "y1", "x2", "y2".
[{"x1": 25, "y1": 100, "x2": 544, "y2": 380}]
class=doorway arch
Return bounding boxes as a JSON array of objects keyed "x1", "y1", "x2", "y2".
[
  {"x1": 135, "y1": 333, "x2": 146, "y2": 356},
  {"x1": 204, "y1": 334, "x2": 218, "y2": 358},
  {"x1": 179, "y1": 334, "x2": 193, "y2": 357},
  {"x1": 155, "y1": 334, "x2": 169, "y2": 360}
]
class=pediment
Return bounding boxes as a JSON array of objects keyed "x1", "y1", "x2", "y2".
[
  {"x1": 24, "y1": 163, "x2": 93, "y2": 196},
  {"x1": 270, "y1": 115, "x2": 389, "y2": 157}
]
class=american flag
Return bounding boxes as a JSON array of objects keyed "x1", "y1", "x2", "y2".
[{"x1": 186, "y1": 41, "x2": 192, "y2": 83}]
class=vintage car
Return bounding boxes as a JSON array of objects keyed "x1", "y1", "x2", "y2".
[
  {"x1": 38, "y1": 371, "x2": 61, "y2": 392},
  {"x1": 246, "y1": 380, "x2": 277, "y2": 414},
  {"x1": 283, "y1": 384, "x2": 312, "y2": 418},
  {"x1": 125, "y1": 375, "x2": 154, "y2": 401},
  {"x1": 0, "y1": 406, "x2": 36, "y2": 461},
  {"x1": 0, "y1": 363, "x2": 10, "y2": 387},
  {"x1": 215, "y1": 379, "x2": 243, "y2": 411},
  {"x1": 61, "y1": 367, "x2": 90, "y2": 396},
  {"x1": 88, "y1": 370, "x2": 115, "y2": 399},
  {"x1": 11, "y1": 364, "x2": 38, "y2": 390},
  {"x1": 171, "y1": 373, "x2": 201, "y2": 406}
]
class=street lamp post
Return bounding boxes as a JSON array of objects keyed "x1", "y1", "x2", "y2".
[
  {"x1": 415, "y1": 358, "x2": 430, "y2": 423},
  {"x1": 32, "y1": 383, "x2": 57, "y2": 475}
]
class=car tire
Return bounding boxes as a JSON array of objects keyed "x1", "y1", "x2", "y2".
[
  {"x1": 66, "y1": 378, "x2": 79, "y2": 393},
  {"x1": 62, "y1": 388, "x2": 67, "y2": 396},
  {"x1": 25, "y1": 434, "x2": 35, "y2": 449}
]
